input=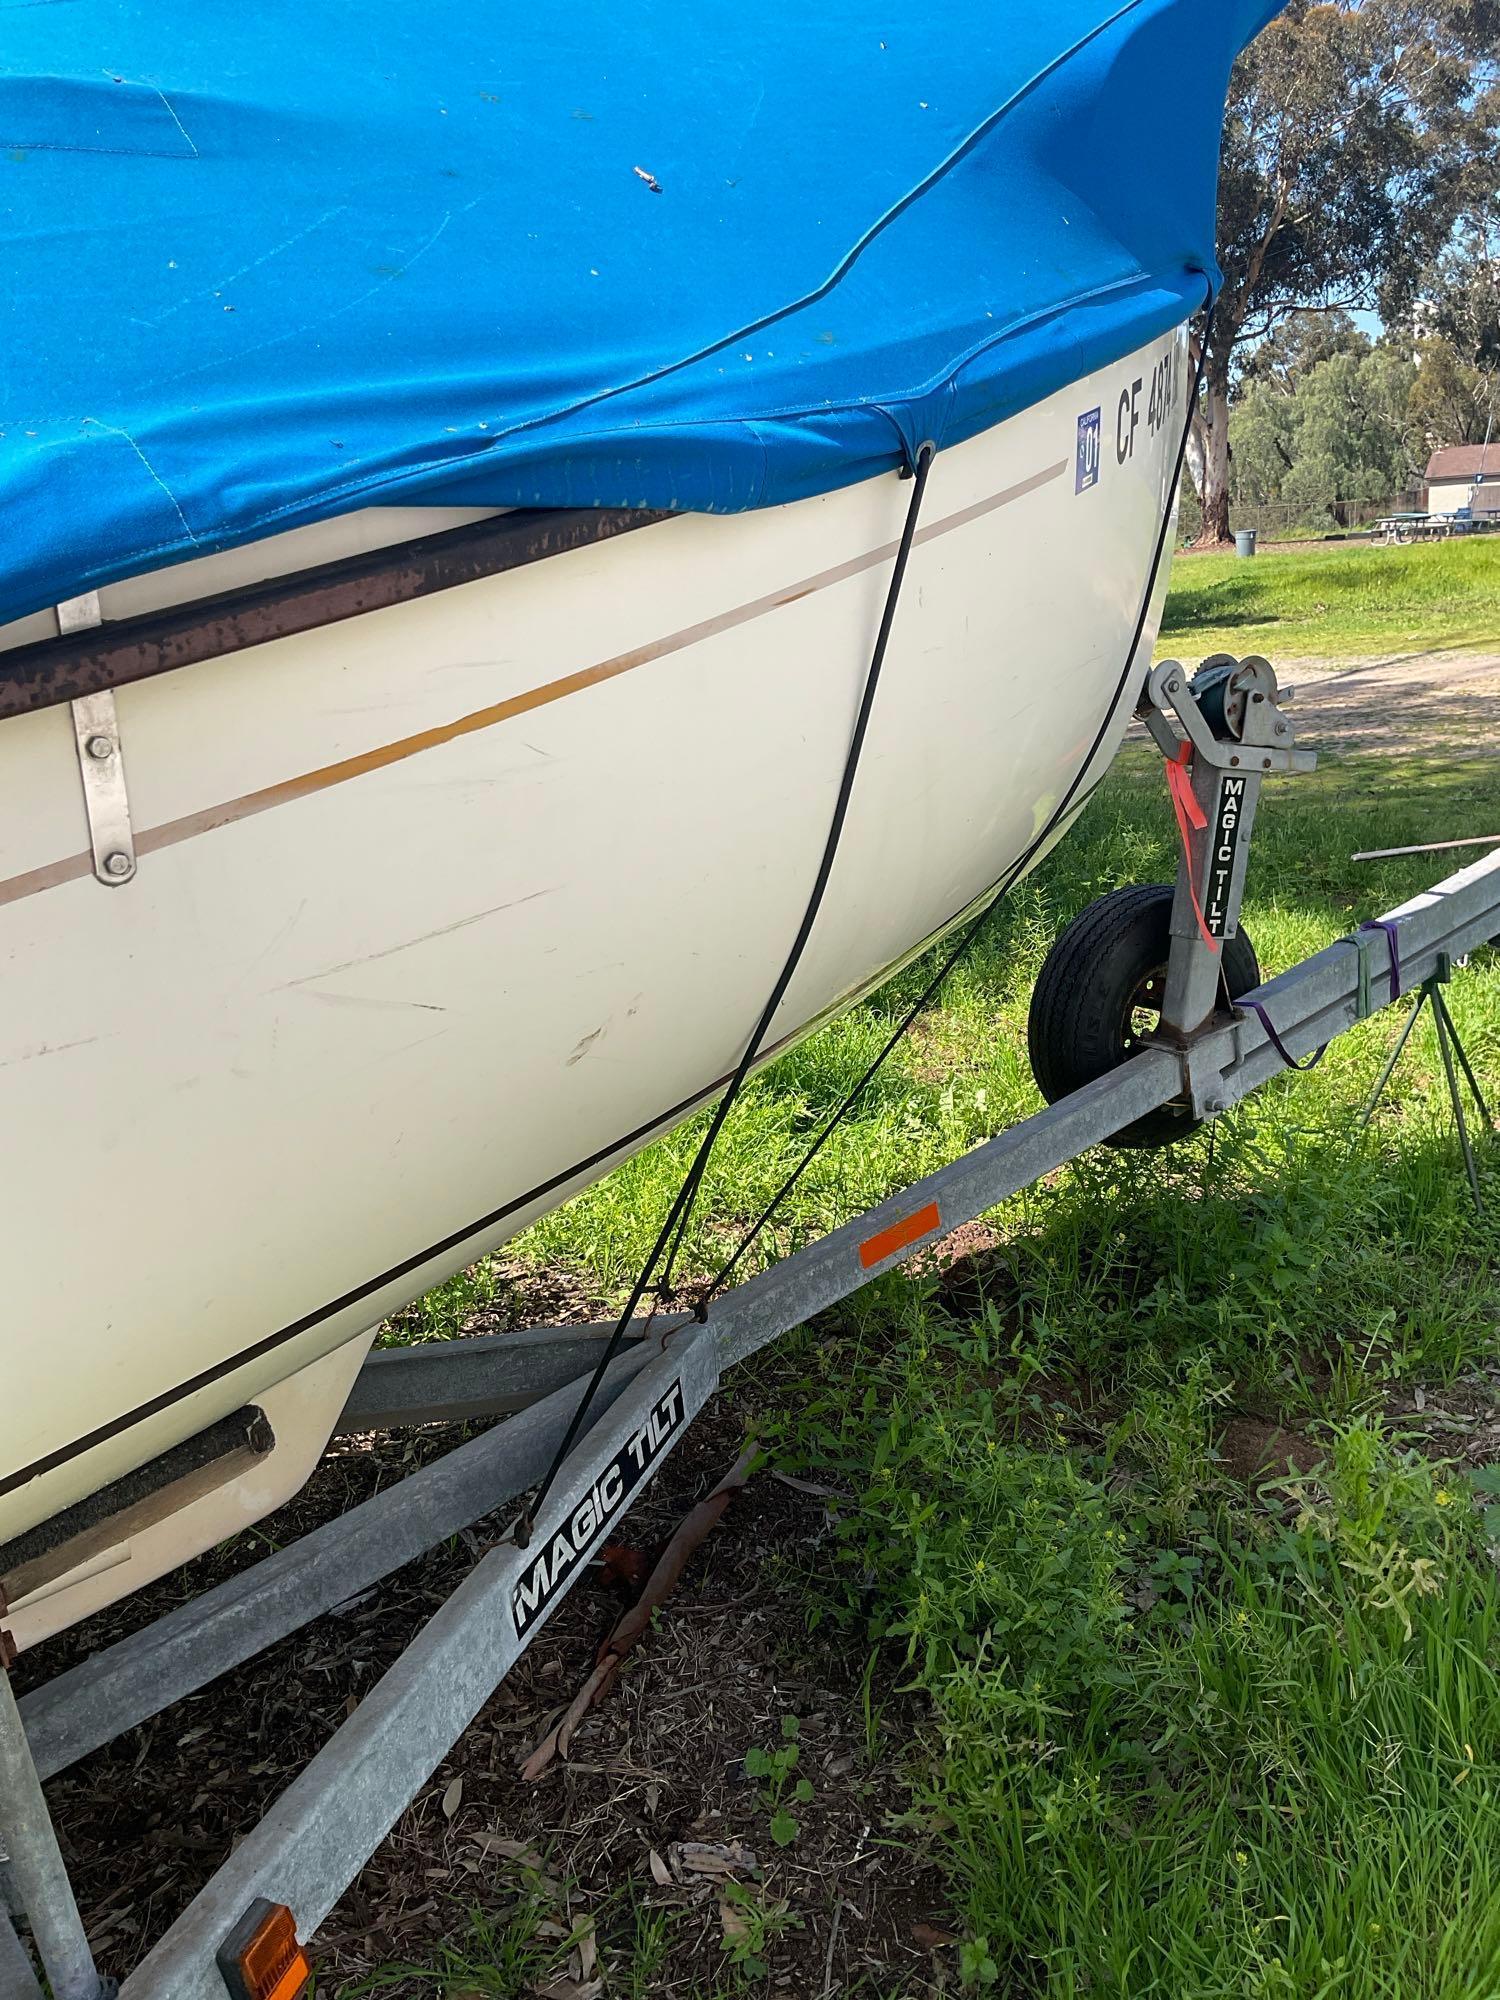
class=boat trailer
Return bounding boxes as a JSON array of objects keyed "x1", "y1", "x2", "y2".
[{"x1": 2, "y1": 657, "x2": 1497, "y2": 2000}]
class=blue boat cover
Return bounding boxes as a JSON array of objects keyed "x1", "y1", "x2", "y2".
[{"x1": 1, "y1": 0, "x2": 1279, "y2": 627}]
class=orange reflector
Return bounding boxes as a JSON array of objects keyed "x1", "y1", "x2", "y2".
[
  {"x1": 858, "y1": 1200, "x2": 941, "y2": 1269},
  {"x1": 217, "y1": 1900, "x2": 312, "y2": 2000}
]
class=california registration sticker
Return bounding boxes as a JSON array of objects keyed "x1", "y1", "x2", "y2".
[{"x1": 1075, "y1": 407, "x2": 1101, "y2": 492}]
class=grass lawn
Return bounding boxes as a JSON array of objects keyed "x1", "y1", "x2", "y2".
[
  {"x1": 382, "y1": 742, "x2": 1500, "y2": 1999},
  {"x1": 1159, "y1": 536, "x2": 1500, "y2": 661}
]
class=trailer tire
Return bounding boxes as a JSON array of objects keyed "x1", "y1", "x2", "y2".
[{"x1": 1027, "y1": 884, "x2": 1260, "y2": 1149}]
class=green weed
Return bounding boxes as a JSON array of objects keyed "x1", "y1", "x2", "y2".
[
  {"x1": 770, "y1": 1304, "x2": 1500, "y2": 1998},
  {"x1": 717, "y1": 1881, "x2": 804, "y2": 1984},
  {"x1": 743, "y1": 1714, "x2": 815, "y2": 1847}
]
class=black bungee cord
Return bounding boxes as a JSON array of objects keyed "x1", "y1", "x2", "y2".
[
  {"x1": 513, "y1": 437, "x2": 939, "y2": 1544},
  {"x1": 515, "y1": 280, "x2": 1216, "y2": 1543},
  {"x1": 688, "y1": 288, "x2": 1218, "y2": 1310}
]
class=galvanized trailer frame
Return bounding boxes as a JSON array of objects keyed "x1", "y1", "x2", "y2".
[{"x1": 2, "y1": 661, "x2": 1497, "y2": 2000}]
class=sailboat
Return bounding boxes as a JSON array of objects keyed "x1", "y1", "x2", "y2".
[{"x1": 0, "y1": 0, "x2": 1278, "y2": 1648}]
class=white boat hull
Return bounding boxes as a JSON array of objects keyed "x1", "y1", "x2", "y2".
[{"x1": 0, "y1": 330, "x2": 1186, "y2": 1646}]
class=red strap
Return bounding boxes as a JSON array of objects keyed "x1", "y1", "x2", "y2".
[{"x1": 1163, "y1": 745, "x2": 1220, "y2": 955}]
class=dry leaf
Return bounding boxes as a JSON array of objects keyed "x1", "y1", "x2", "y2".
[
  {"x1": 472, "y1": 1833, "x2": 550, "y2": 1880},
  {"x1": 913, "y1": 1922, "x2": 959, "y2": 1949},
  {"x1": 648, "y1": 1848, "x2": 672, "y2": 1887},
  {"x1": 769, "y1": 1469, "x2": 852, "y2": 1501},
  {"x1": 669, "y1": 1839, "x2": 758, "y2": 1881},
  {"x1": 441, "y1": 1777, "x2": 464, "y2": 1820},
  {"x1": 718, "y1": 1895, "x2": 752, "y2": 1944},
  {"x1": 575, "y1": 1921, "x2": 598, "y2": 1980}
]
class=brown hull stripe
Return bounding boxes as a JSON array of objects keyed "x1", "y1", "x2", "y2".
[{"x1": 0, "y1": 461, "x2": 1064, "y2": 911}]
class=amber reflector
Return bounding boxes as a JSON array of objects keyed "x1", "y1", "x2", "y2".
[
  {"x1": 858, "y1": 1199, "x2": 941, "y2": 1269},
  {"x1": 217, "y1": 1899, "x2": 312, "y2": 2000}
]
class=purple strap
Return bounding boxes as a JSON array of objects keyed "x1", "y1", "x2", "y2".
[
  {"x1": 1244, "y1": 917, "x2": 1402, "y2": 1072},
  {"x1": 1241, "y1": 999, "x2": 1327, "y2": 1072},
  {"x1": 1358, "y1": 917, "x2": 1402, "y2": 998}
]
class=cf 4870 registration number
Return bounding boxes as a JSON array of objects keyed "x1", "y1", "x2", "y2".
[{"x1": 1115, "y1": 344, "x2": 1181, "y2": 464}]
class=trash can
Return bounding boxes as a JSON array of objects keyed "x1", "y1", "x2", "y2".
[{"x1": 1234, "y1": 528, "x2": 1258, "y2": 558}]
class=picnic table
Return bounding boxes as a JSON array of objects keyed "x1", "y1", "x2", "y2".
[{"x1": 1373, "y1": 511, "x2": 1495, "y2": 544}]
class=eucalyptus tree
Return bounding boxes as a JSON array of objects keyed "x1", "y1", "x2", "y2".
[{"x1": 1189, "y1": 0, "x2": 1498, "y2": 542}]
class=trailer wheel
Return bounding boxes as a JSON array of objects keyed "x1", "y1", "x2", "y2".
[{"x1": 1027, "y1": 884, "x2": 1261, "y2": 1149}]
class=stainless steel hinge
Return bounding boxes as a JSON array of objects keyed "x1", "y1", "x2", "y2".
[{"x1": 59, "y1": 595, "x2": 137, "y2": 887}]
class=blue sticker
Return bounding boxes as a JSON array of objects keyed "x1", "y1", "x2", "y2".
[{"x1": 1075, "y1": 407, "x2": 1101, "y2": 493}]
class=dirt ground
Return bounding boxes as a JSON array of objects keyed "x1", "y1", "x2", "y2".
[
  {"x1": 1132, "y1": 646, "x2": 1500, "y2": 760},
  {"x1": 1275, "y1": 648, "x2": 1500, "y2": 758}
]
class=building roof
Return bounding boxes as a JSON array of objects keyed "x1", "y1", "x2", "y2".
[{"x1": 1425, "y1": 445, "x2": 1498, "y2": 482}]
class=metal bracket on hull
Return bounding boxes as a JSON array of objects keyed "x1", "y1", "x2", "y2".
[
  {"x1": 54, "y1": 594, "x2": 103, "y2": 639},
  {"x1": 58, "y1": 588, "x2": 138, "y2": 888},
  {"x1": 69, "y1": 691, "x2": 136, "y2": 888},
  {"x1": 59, "y1": 595, "x2": 138, "y2": 888}
]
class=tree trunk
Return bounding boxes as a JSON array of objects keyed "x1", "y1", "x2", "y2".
[{"x1": 1191, "y1": 362, "x2": 1233, "y2": 547}]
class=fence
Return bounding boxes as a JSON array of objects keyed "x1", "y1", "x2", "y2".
[
  {"x1": 1176, "y1": 483, "x2": 1424, "y2": 545},
  {"x1": 1232, "y1": 493, "x2": 1424, "y2": 540}
]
